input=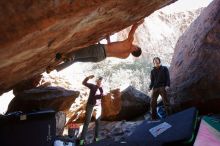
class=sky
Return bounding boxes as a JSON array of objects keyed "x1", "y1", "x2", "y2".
[{"x1": 161, "y1": 0, "x2": 213, "y2": 13}]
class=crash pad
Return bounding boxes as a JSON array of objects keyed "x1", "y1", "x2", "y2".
[
  {"x1": 126, "y1": 107, "x2": 198, "y2": 145},
  {"x1": 194, "y1": 116, "x2": 220, "y2": 146}
]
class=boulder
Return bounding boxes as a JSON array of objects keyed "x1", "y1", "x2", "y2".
[
  {"x1": 115, "y1": 86, "x2": 150, "y2": 120},
  {"x1": 7, "y1": 86, "x2": 79, "y2": 113},
  {"x1": 169, "y1": 0, "x2": 220, "y2": 112}
]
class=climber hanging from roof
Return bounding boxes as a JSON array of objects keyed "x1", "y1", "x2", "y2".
[{"x1": 46, "y1": 19, "x2": 144, "y2": 73}]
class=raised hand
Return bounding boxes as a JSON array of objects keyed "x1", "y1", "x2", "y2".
[
  {"x1": 128, "y1": 19, "x2": 144, "y2": 42},
  {"x1": 136, "y1": 19, "x2": 144, "y2": 25},
  {"x1": 88, "y1": 75, "x2": 95, "y2": 79}
]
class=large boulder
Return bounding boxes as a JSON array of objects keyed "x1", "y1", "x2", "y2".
[
  {"x1": 7, "y1": 86, "x2": 79, "y2": 113},
  {"x1": 0, "y1": 0, "x2": 176, "y2": 95},
  {"x1": 169, "y1": 0, "x2": 220, "y2": 113},
  {"x1": 115, "y1": 86, "x2": 150, "y2": 120}
]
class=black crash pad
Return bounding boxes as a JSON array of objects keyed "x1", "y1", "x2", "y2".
[
  {"x1": 126, "y1": 107, "x2": 198, "y2": 145},
  {"x1": 86, "y1": 107, "x2": 198, "y2": 146}
]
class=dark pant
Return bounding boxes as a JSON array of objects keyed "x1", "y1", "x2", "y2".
[
  {"x1": 151, "y1": 87, "x2": 170, "y2": 120},
  {"x1": 55, "y1": 44, "x2": 106, "y2": 71},
  {"x1": 74, "y1": 44, "x2": 106, "y2": 62},
  {"x1": 80, "y1": 104, "x2": 101, "y2": 141},
  {"x1": 55, "y1": 44, "x2": 106, "y2": 72}
]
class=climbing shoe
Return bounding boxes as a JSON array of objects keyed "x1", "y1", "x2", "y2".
[
  {"x1": 79, "y1": 139, "x2": 84, "y2": 146},
  {"x1": 93, "y1": 137, "x2": 99, "y2": 142}
]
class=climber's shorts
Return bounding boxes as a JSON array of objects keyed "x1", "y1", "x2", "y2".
[{"x1": 74, "y1": 44, "x2": 107, "y2": 62}]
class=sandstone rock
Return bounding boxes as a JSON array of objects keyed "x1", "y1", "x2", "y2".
[
  {"x1": 7, "y1": 86, "x2": 79, "y2": 113},
  {"x1": 101, "y1": 89, "x2": 122, "y2": 120},
  {"x1": 169, "y1": 0, "x2": 220, "y2": 108},
  {"x1": 0, "y1": 0, "x2": 176, "y2": 95}
]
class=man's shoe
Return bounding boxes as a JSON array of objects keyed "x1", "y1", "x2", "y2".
[
  {"x1": 79, "y1": 139, "x2": 84, "y2": 146},
  {"x1": 93, "y1": 137, "x2": 99, "y2": 142},
  {"x1": 151, "y1": 118, "x2": 158, "y2": 121},
  {"x1": 76, "y1": 139, "x2": 84, "y2": 146},
  {"x1": 46, "y1": 66, "x2": 53, "y2": 74}
]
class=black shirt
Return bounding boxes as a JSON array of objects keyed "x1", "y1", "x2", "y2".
[
  {"x1": 83, "y1": 79, "x2": 103, "y2": 105},
  {"x1": 149, "y1": 66, "x2": 170, "y2": 90}
]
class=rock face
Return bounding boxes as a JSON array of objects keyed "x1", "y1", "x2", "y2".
[
  {"x1": 7, "y1": 73, "x2": 77, "y2": 114},
  {"x1": 169, "y1": 0, "x2": 220, "y2": 111},
  {"x1": 0, "y1": 0, "x2": 176, "y2": 95},
  {"x1": 7, "y1": 86, "x2": 79, "y2": 113}
]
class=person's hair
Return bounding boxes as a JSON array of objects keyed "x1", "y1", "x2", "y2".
[
  {"x1": 153, "y1": 57, "x2": 161, "y2": 63},
  {"x1": 131, "y1": 46, "x2": 142, "y2": 57},
  {"x1": 97, "y1": 76, "x2": 103, "y2": 81},
  {"x1": 56, "y1": 53, "x2": 62, "y2": 60}
]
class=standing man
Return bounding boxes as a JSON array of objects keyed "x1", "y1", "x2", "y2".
[
  {"x1": 79, "y1": 75, "x2": 103, "y2": 145},
  {"x1": 148, "y1": 57, "x2": 170, "y2": 120}
]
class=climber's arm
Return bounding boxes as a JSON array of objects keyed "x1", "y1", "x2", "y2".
[{"x1": 127, "y1": 19, "x2": 144, "y2": 42}]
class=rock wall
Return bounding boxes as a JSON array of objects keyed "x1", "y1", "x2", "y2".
[{"x1": 169, "y1": 0, "x2": 220, "y2": 108}]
